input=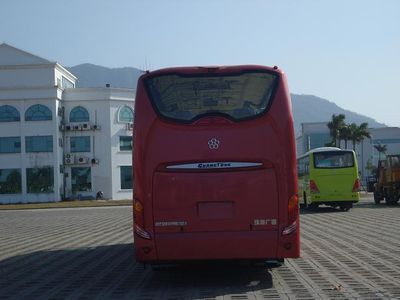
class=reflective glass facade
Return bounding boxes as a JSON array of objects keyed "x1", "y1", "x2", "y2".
[
  {"x1": 70, "y1": 136, "x2": 91, "y2": 152},
  {"x1": 0, "y1": 137, "x2": 21, "y2": 153},
  {"x1": 71, "y1": 167, "x2": 92, "y2": 192},
  {"x1": 0, "y1": 168, "x2": 22, "y2": 194},
  {"x1": 26, "y1": 167, "x2": 54, "y2": 193},
  {"x1": 119, "y1": 136, "x2": 132, "y2": 151},
  {"x1": 120, "y1": 166, "x2": 132, "y2": 189},
  {"x1": 0, "y1": 105, "x2": 20, "y2": 122},
  {"x1": 25, "y1": 136, "x2": 53, "y2": 152},
  {"x1": 25, "y1": 104, "x2": 52, "y2": 121},
  {"x1": 70, "y1": 106, "x2": 89, "y2": 122},
  {"x1": 118, "y1": 106, "x2": 134, "y2": 123}
]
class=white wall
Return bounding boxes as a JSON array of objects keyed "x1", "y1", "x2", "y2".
[
  {"x1": 0, "y1": 45, "x2": 134, "y2": 203},
  {"x1": 63, "y1": 88, "x2": 135, "y2": 201}
]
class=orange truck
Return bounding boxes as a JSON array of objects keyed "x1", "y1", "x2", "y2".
[{"x1": 374, "y1": 155, "x2": 400, "y2": 204}]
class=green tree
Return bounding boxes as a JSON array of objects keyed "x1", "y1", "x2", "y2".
[
  {"x1": 349, "y1": 122, "x2": 371, "y2": 151},
  {"x1": 339, "y1": 125, "x2": 352, "y2": 149},
  {"x1": 327, "y1": 114, "x2": 346, "y2": 147},
  {"x1": 365, "y1": 158, "x2": 377, "y2": 177},
  {"x1": 374, "y1": 143, "x2": 387, "y2": 162}
]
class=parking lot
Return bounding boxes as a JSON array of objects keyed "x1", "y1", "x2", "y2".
[{"x1": 1, "y1": 195, "x2": 400, "y2": 300}]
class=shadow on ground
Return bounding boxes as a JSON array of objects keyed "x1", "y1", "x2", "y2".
[
  {"x1": 300, "y1": 200, "x2": 400, "y2": 214},
  {"x1": 1, "y1": 244, "x2": 274, "y2": 299}
]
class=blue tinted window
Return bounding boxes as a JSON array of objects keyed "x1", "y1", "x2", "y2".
[
  {"x1": 25, "y1": 136, "x2": 53, "y2": 152},
  {"x1": 119, "y1": 136, "x2": 132, "y2": 151},
  {"x1": 119, "y1": 106, "x2": 134, "y2": 123},
  {"x1": 70, "y1": 106, "x2": 89, "y2": 122},
  {"x1": 120, "y1": 166, "x2": 133, "y2": 189},
  {"x1": 0, "y1": 105, "x2": 20, "y2": 122},
  {"x1": 307, "y1": 133, "x2": 332, "y2": 150},
  {"x1": 26, "y1": 167, "x2": 54, "y2": 193},
  {"x1": 71, "y1": 136, "x2": 91, "y2": 152},
  {"x1": 62, "y1": 76, "x2": 74, "y2": 89},
  {"x1": 0, "y1": 168, "x2": 22, "y2": 194},
  {"x1": 25, "y1": 104, "x2": 52, "y2": 121},
  {"x1": 71, "y1": 167, "x2": 92, "y2": 192},
  {"x1": 0, "y1": 137, "x2": 21, "y2": 153}
]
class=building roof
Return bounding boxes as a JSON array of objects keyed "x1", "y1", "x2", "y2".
[{"x1": 0, "y1": 43, "x2": 54, "y2": 66}]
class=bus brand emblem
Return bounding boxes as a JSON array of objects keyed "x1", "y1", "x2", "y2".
[{"x1": 208, "y1": 138, "x2": 220, "y2": 150}]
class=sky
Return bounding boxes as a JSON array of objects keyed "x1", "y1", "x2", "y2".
[{"x1": 1, "y1": 0, "x2": 399, "y2": 127}]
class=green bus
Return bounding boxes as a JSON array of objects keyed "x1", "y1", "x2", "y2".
[{"x1": 297, "y1": 147, "x2": 360, "y2": 211}]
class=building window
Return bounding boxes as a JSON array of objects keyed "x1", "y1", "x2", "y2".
[
  {"x1": 120, "y1": 166, "x2": 133, "y2": 190},
  {"x1": 26, "y1": 167, "x2": 54, "y2": 193},
  {"x1": 71, "y1": 167, "x2": 92, "y2": 192},
  {"x1": 0, "y1": 169, "x2": 22, "y2": 194},
  {"x1": 25, "y1": 104, "x2": 52, "y2": 121},
  {"x1": 70, "y1": 136, "x2": 91, "y2": 152},
  {"x1": 118, "y1": 106, "x2": 134, "y2": 123},
  {"x1": 307, "y1": 133, "x2": 332, "y2": 151},
  {"x1": 119, "y1": 136, "x2": 133, "y2": 151},
  {"x1": 62, "y1": 76, "x2": 74, "y2": 89},
  {"x1": 25, "y1": 136, "x2": 53, "y2": 152},
  {"x1": 0, "y1": 105, "x2": 20, "y2": 122},
  {"x1": 70, "y1": 106, "x2": 89, "y2": 122},
  {"x1": 0, "y1": 137, "x2": 21, "y2": 153}
]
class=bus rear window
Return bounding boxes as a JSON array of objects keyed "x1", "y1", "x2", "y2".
[
  {"x1": 314, "y1": 151, "x2": 354, "y2": 169},
  {"x1": 144, "y1": 71, "x2": 278, "y2": 122}
]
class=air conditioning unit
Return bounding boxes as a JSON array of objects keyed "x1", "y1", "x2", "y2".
[
  {"x1": 76, "y1": 156, "x2": 89, "y2": 164},
  {"x1": 91, "y1": 124, "x2": 101, "y2": 130},
  {"x1": 126, "y1": 123, "x2": 133, "y2": 130},
  {"x1": 73, "y1": 124, "x2": 82, "y2": 131},
  {"x1": 81, "y1": 123, "x2": 91, "y2": 130},
  {"x1": 59, "y1": 124, "x2": 65, "y2": 131},
  {"x1": 91, "y1": 158, "x2": 99, "y2": 164},
  {"x1": 66, "y1": 125, "x2": 72, "y2": 131},
  {"x1": 64, "y1": 153, "x2": 75, "y2": 165}
]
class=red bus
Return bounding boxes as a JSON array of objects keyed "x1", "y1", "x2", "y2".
[{"x1": 133, "y1": 65, "x2": 299, "y2": 263}]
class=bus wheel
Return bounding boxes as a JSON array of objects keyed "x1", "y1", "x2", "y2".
[
  {"x1": 340, "y1": 204, "x2": 351, "y2": 211},
  {"x1": 277, "y1": 258, "x2": 285, "y2": 265},
  {"x1": 266, "y1": 259, "x2": 284, "y2": 268}
]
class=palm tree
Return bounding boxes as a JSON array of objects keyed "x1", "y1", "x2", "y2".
[
  {"x1": 339, "y1": 125, "x2": 352, "y2": 149},
  {"x1": 374, "y1": 143, "x2": 387, "y2": 162},
  {"x1": 327, "y1": 114, "x2": 346, "y2": 147},
  {"x1": 350, "y1": 122, "x2": 371, "y2": 151}
]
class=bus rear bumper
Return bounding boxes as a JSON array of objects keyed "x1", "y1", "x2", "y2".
[
  {"x1": 136, "y1": 230, "x2": 299, "y2": 262},
  {"x1": 310, "y1": 193, "x2": 360, "y2": 204}
]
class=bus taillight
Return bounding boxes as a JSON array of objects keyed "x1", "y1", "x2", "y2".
[
  {"x1": 288, "y1": 194, "x2": 298, "y2": 223},
  {"x1": 310, "y1": 180, "x2": 320, "y2": 193},
  {"x1": 352, "y1": 178, "x2": 361, "y2": 192},
  {"x1": 283, "y1": 195, "x2": 298, "y2": 236},
  {"x1": 134, "y1": 199, "x2": 151, "y2": 240}
]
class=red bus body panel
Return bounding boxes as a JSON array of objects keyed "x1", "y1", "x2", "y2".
[{"x1": 133, "y1": 65, "x2": 299, "y2": 262}]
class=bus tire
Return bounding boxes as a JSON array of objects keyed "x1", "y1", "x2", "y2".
[
  {"x1": 340, "y1": 203, "x2": 351, "y2": 211},
  {"x1": 277, "y1": 258, "x2": 285, "y2": 265}
]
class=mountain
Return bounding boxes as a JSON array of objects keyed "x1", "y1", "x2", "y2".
[
  {"x1": 67, "y1": 64, "x2": 386, "y2": 134},
  {"x1": 291, "y1": 94, "x2": 385, "y2": 135},
  {"x1": 67, "y1": 63, "x2": 143, "y2": 89}
]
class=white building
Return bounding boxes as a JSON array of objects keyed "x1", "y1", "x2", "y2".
[
  {"x1": 296, "y1": 121, "x2": 400, "y2": 184},
  {"x1": 0, "y1": 43, "x2": 135, "y2": 204}
]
